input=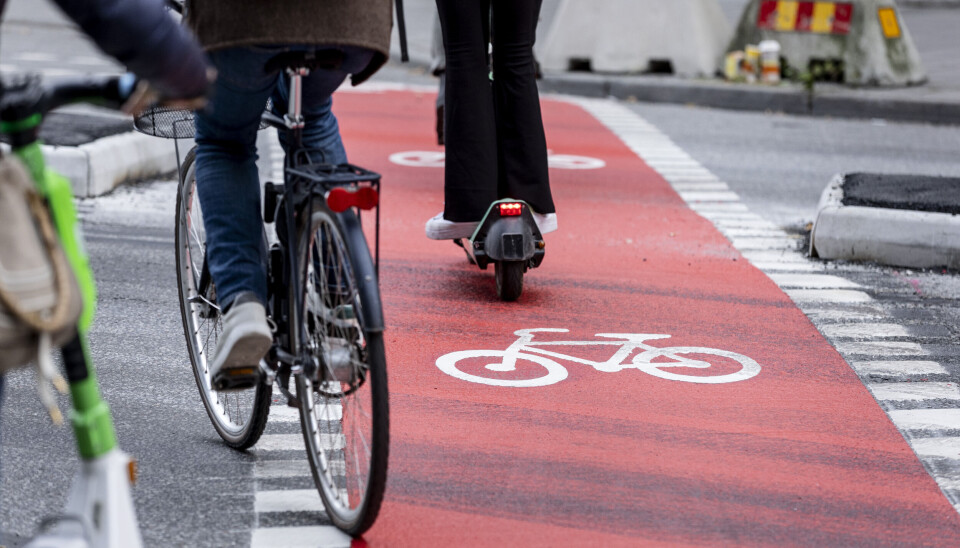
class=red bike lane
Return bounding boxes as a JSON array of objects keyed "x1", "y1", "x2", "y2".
[{"x1": 334, "y1": 88, "x2": 960, "y2": 546}]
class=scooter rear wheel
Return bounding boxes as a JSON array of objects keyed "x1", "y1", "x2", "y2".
[{"x1": 495, "y1": 261, "x2": 524, "y2": 301}]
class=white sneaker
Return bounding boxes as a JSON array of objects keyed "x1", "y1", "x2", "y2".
[
  {"x1": 425, "y1": 212, "x2": 479, "y2": 240},
  {"x1": 533, "y1": 212, "x2": 558, "y2": 235},
  {"x1": 210, "y1": 293, "x2": 272, "y2": 391}
]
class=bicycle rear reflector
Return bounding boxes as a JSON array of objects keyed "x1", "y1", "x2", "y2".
[
  {"x1": 326, "y1": 186, "x2": 379, "y2": 213},
  {"x1": 499, "y1": 202, "x2": 523, "y2": 216}
]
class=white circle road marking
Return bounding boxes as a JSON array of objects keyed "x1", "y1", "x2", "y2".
[{"x1": 389, "y1": 151, "x2": 606, "y2": 170}]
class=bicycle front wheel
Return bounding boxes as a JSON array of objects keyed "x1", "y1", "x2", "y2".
[
  {"x1": 294, "y1": 203, "x2": 388, "y2": 536},
  {"x1": 175, "y1": 147, "x2": 272, "y2": 449}
]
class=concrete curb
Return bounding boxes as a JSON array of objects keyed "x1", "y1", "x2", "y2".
[
  {"x1": 42, "y1": 131, "x2": 185, "y2": 197},
  {"x1": 537, "y1": 72, "x2": 960, "y2": 125},
  {"x1": 810, "y1": 174, "x2": 960, "y2": 269}
]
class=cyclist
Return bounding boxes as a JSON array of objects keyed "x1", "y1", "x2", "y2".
[
  {"x1": 184, "y1": 1, "x2": 393, "y2": 390},
  {"x1": 425, "y1": 0, "x2": 557, "y2": 240},
  {"x1": 0, "y1": 0, "x2": 210, "y2": 522}
]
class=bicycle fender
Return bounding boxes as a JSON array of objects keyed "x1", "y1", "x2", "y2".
[{"x1": 338, "y1": 210, "x2": 385, "y2": 333}]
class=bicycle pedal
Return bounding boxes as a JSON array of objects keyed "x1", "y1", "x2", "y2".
[{"x1": 212, "y1": 368, "x2": 259, "y2": 391}]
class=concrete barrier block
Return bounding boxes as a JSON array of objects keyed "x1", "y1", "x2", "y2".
[
  {"x1": 810, "y1": 174, "x2": 960, "y2": 269},
  {"x1": 539, "y1": 0, "x2": 731, "y2": 77},
  {"x1": 729, "y1": 1, "x2": 926, "y2": 86}
]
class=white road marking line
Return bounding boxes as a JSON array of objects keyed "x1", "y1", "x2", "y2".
[
  {"x1": 254, "y1": 460, "x2": 313, "y2": 479},
  {"x1": 740, "y1": 251, "x2": 811, "y2": 263},
  {"x1": 730, "y1": 237, "x2": 798, "y2": 250},
  {"x1": 670, "y1": 182, "x2": 731, "y2": 192},
  {"x1": 819, "y1": 323, "x2": 911, "y2": 339},
  {"x1": 870, "y1": 383, "x2": 960, "y2": 402},
  {"x1": 909, "y1": 438, "x2": 960, "y2": 460},
  {"x1": 722, "y1": 228, "x2": 788, "y2": 238},
  {"x1": 678, "y1": 191, "x2": 742, "y2": 202},
  {"x1": 785, "y1": 289, "x2": 874, "y2": 303},
  {"x1": 889, "y1": 409, "x2": 960, "y2": 430},
  {"x1": 255, "y1": 490, "x2": 325, "y2": 513},
  {"x1": 769, "y1": 274, "x2": 862, "y2": 289},
  {"x1": 851, "y1": 360, "x2": 948, "y2": 376},
  {"x1": 268, "y1": 405, "x2": 301, "y2": 422},
  {"x1": 255, "y1": 434, "x2": 305, "y2": 452},
  {"x1": 691, "y1": 202, "x2": 750, "y2": 213},
  {"x1": 834, "y1": 341, "x2": 927, "y2": 356},
  {"x1": 750, "y1": 261, "x2": 823, "y2": 271},
  {"x1": 252, "y1": 526, "x2": 351, "y2": 548}
]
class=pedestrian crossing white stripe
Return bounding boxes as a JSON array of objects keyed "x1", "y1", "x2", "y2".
[
  {"x1": 723, "y1": 228, "x2": 787, "y2": 238},
  {"x1": 256, "y1": 434, "x2": 305, "y2": 451},
  {"x1": 254, "y1": 460, "x2": 313, "y2": 479},
  {"x1": 820, "y1": 323, "x2": 911, "y2": 339},
  {"x1": 834, "y1": 341, "x2": 927, "y2": 356},
  {"x1": 252, "y1": 526, "x2": 351, "y2": 548},
  {"x1": 910, "y1": 438, "x2": 960, "y2": 460},
  {"x1": 269, "y1": 405, "x2": 300, "y2": 422},
  {"x1": 257, "y1": 433, "x2": 344, "y2": 452},
  {"x1": 889, "y1": 409, "x2": 960, "y2": 430},
  {"x1": 255, "y1": 489, "x2": 325, "y2": 513},
  {"x1": 769, "y1": 274, "x2": 862, "y2": 289},
  {"x1": 678, "y1": 191, "x2": 742, "y2": 202},
  {"x1": 751, "y1": 261, "x2": 822, "y2": 271},
  {"x1": 740, "y1": 251, "x2": 810, "y2": 263},
  {"x1": 690, "y1": 203, "x2": 750, "y2": 212},
  {"x1": 870, "y1": 383, "x2": 960, "y2": 402},
  {"x1": 671, "y1": 182, "x2": 731, "y2": 192},
  {"x1": 852, "y1": 360, "x2": 948, "y2": 376},
  {"x1": 785, "y1": 289, "x2": 874, "y2": 303},
  {"x1": 730, "y1": 238, "x2": 797, "y2": 250}
]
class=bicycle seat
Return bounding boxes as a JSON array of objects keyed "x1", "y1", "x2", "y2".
[{"x1": 265, "y1": 49, "x2": 344, "y2": 74}]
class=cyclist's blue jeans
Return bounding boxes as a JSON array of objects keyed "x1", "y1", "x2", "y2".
[{"x1": 194, "y1": 45, "x2": 375, "y2": 310}]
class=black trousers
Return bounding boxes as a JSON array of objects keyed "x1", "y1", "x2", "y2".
[{"x1": 436, "y1": 0, "x2": 555, "y2": 222}]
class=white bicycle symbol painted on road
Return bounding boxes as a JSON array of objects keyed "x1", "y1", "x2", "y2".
[
  {"x1": 436, "y1": 329, "x2": 761, "y2": 387},
  {"x1": 389, "y1": 151, "x2": 605, "y2": 170}
]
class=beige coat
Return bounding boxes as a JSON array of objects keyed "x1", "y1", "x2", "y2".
[{"x1": 186, "y1": 0, "x2": 393, "y2": 84}]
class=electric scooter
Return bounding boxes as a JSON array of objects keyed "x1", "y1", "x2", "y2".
[{"x1": 454, "y1": 199, "x2": 546, "y2": 301}]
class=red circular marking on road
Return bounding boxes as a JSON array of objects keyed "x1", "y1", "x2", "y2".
[{"x1": 333, "y1": 89, "x2": 960, "y2": 545}]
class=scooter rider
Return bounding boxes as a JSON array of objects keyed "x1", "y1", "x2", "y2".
[
  {"x1": 184, "y1": 0, "x2": 393, "y2": 390},
  {"x1": 426, "y1": 0, "x2": 557, "y2": 240}
]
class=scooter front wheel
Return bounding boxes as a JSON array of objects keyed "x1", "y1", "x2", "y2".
[{"x1": 495, "y1": 261, "x2": 524, "y2": 301}]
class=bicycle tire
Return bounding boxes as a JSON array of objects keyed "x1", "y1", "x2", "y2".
[
  {"x1": 175, "y1": 146, "x2": 272, "y2": 449},
  {"x1": 294, "y1": 202, "x2": 388, "y2": 536},
  {"x1": 495, "y1": 261, "x2": 524, "y2": 301}
]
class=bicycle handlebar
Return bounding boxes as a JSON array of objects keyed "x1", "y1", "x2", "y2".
[{"x1": 0, "y1": 73, "x2": 137, "y2": 125}]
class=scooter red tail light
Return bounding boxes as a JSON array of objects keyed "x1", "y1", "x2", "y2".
[
  {"x1": 498, "y1": 202, "x2": 523, "y2": 216},
  {"x1": 326, "y1": 186, "x2": 379, "y2": 213}
]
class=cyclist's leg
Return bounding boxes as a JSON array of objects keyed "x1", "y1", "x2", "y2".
[
  {"x1": 194, "y1": 46, "x2": 280, "y2": 310},
  {"x1": 270, "y1": 45, "x2": 376, "y2": 165}
]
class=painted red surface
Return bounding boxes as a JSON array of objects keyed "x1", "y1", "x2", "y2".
[{"x1": 334, "y1": 88, "x2": 960, "y2": 546}]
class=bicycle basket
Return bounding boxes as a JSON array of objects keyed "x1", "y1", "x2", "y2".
[
  {"x1": 133, "y1": 100, "x2": 273, "y2": 140},
  {"x1": 133, "y1": 105, "x2": 196, "y2": 139}
]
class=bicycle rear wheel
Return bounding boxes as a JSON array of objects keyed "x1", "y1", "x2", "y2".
[
  {"x1": 294, "y1": 202, "x2": 388, "y2": 536},
  {"x1": 175, "y1": 147, "x2": 272, "y2": 450}
]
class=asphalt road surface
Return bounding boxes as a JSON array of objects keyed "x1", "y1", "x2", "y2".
[{"x1": 1, "y1": 82, "x2": 959, "y2": 546}]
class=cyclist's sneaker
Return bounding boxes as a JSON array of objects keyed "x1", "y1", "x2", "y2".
[
  {"x1": 210, "y1": 292, "x2": 271, "y2": 391},
  {"x1": 532, "y1": 211, "x2": 558, "y2": 235},
  {"x1": 425, "y1": 212, "x2": 479, "y2": 240}
]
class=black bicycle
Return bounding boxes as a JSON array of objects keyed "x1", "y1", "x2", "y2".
[{"x1": 136, "y1": 51, "x2": 389, "y2": 535}]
